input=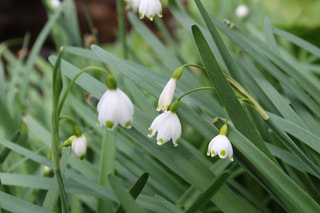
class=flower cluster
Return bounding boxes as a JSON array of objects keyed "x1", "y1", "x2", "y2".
[
  {"x1": 148, "y1": 65, "x2": 234, "y2": 161},
  {"x1": 128, "y1": 0, "x2": 163, "y2": 21},
  {"x1": 148, "y1": 67, "x2": 184, "y2": 147}
]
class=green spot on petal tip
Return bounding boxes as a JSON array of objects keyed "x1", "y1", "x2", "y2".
[
  {"x1": 106, "y1": 121, "x2": 114, "y2": 130},
  {"x1": 125, "y1": 121, "x2": 131, "y2": 128}
]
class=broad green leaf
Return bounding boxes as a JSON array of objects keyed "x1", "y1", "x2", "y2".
[
  {"x1": 273, "y1": 27, "x2": 320, "y2": 57},
  {"x1": 193, "y1": 0, "x2": 245, "y2": 84},
  {"x1": 264, "y1": 17, "x2": 279, "y2": 55},
  {"x1": 191, "y1": 23, "x2": 274, "y2": 161},
  {"x1": 108, "y1": 174, "x2": 145, "y2": 213},
  {"x1": 225, "y1": 120, "x2": 320, "y2": 212},
  {"x1": 185, "y1": 170, "x2": 231, "y2": 213},
  {"x1": 115, "y1": 172, "x2": 149, "y2": 213},
  {"x1": 52, "y1": 47, "x2": 64, "y2": 108},
  {"x1": 0, "y1": 191, "x2": 54, "y2": 213},
  {"x1": 155, "y1": 195, "x2": 184, "y2": 213},
  {"x1": 269, "y1": 113, "x2": 320, "y2": 154}
]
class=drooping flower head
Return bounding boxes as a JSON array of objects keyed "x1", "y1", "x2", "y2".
[
  {"x1": 97, "y1": 73, "x2": 134, "y2": 130},
  {"x1": 97, "y1": 88, "x2": 134, "y2": 130},
  {"x1": 149, "y1": 100, "x2": 182, "y2": 147},
  {"x1": 157, "y1": 66, "x2": 184, "y2": 112},
  {"x1": 207, "y1": 123, "x2": 233, "y2": 161},
  {"x1": 139, "y1": 0, "x2": 162, "y2": 21},
  {"x1": 72, "y1": 134, "x2": 88, "y2": 160}
]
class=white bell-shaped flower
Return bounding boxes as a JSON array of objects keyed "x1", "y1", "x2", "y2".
[
  {"x1": 128, "y1": 0, "x2": 141, "y2": 10},
  {"x1": 235, "y1": 5, "x2": 249, "y2": 18},
  {"x1": 97, "y1": 88, "x2": 134, "y2": 130},
  {"x1": 139, "y1": 0, "x2": 162, "y2": 21},
  {"x1": 72, "y1": 135, "x2": 87, "y2": 159},
  {"x1": 157, "y1": 78, "x2": 177, "y2": 112},
  {"x1": 148, "y1": 111, "x2": 182, "y2": 147},
  {"x1": 207, "y1": 135, "x2": 233, "y2": 161}
]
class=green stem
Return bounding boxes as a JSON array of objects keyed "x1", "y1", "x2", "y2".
[
  {"x1": 182, "y1": 63, "x2": 205, "y2": 70},
  {"x1": 117, "y1": 0, "x2": 127, "y2": 58},
  {"x1": 97, "y1": 128, "x2": 118, "y2": 213},
  {"x1": 59, "y1": 115, "x2": 77, "y2": 125},
  {"x1": 56, "y1": 170, "x2": 69, "y2": 212},
  {"x1": 177, "y1": 87, "x2": 215, "y2": 101},
  {"x1": 51, "y1": 112, "x2": 69, "y2": 212},
  {"x1": 225, "y1": 75, "x2": 270, "y2": 120},
  {"x1": 51, "y1": 113, "x2": 60, "y2": 171},
  {"x1": 57, "y1": 66, "x2": 110, "y2": 115},
  {"x1": 184, "y1": 63, "x2": 270, "y2": 120}
]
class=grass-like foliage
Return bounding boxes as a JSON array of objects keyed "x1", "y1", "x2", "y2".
[{"x1": 1, "y1": 0, "x2": 320, "y2": 212}]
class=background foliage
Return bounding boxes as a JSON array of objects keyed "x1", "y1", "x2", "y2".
[{"x1": 0, "y1": 0, "x2": 320, "y2": 212}]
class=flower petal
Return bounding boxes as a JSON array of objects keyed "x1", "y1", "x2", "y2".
[
  {"x1": 157, "y1": 78, "x2": 176, "y2": 112},
  {"x1": 97, "y1": 88, "x2": 134, "y2": 130},
  {"x1": 148, "y1": 111, "x2": 182, "y2": 147}
]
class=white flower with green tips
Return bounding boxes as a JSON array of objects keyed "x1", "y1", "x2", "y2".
[
  {"x1": 97, "y1": 88, "x2": 134, "y2": 130},
  {"x1": 157, "y1": 66, "x2": 183, "y2": 112},
  {"x1": 72, "y1": 135, "x2": 87, "y2": 159},
  {"x1": 157, "y1": 78, "x2": 176, "y2": 112},
  {"x1": 149, "y1": 100, "x2": 181, "y2": 147},
  {"x1": 207, "y1": 124, "x2": 233, "y2": 161},
  {"x1": 207, "y1": 135, "x2": 233, "y2": 161},
  {"x1": 139, "y1": 0, "x2": 162, "y2": 21}
]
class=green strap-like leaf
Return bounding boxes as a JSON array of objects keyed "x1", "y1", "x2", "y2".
[
  {"x1": 0, "y1": 191, "x2": 54, "y2": 213},
  {"x1": 52, "y1": 47, "x2": 64, "y2": 108},
  {"x1": 115, "y1": 172, "x2": 149, "y2": 213},
  {"x1": 185, "y1": 170, "x2": 231, "y2": 213},
  {"x1": 191, "y1": 23, "x2": 274, "y2": 162},
  {"x1": 213, "y1": 118, "x2": 320, "y2": 212},
  {"x1": 108, "y1": 174, "x2": 145, "y2": 213}
]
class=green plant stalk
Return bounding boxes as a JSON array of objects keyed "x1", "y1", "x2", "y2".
[
  {"x1": 57, "y1": 66, "x2": 111, "y2": 115},
  {"x1": 117, "y1": 0, "x2": 127, "y2": 59},
  {"x1": 177, "y1": 87, "x2": 215, "y2": 101},
  {"x1": 50, "y1": 46, "x2": 69, "y2": 213},
  {"x1": 97, "y1": 128, "x2": 118, "y2": 213},
  {"x1": 59, "y1": 116, "x2": 77, "y2": 125},
  {"x1": 51, "y1": 112, "x2": 69, "y2": 212}
]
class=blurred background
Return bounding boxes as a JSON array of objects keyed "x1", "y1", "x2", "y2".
[{"x1": 1, "y1": 0, "x2": 319, "y2": 53}]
